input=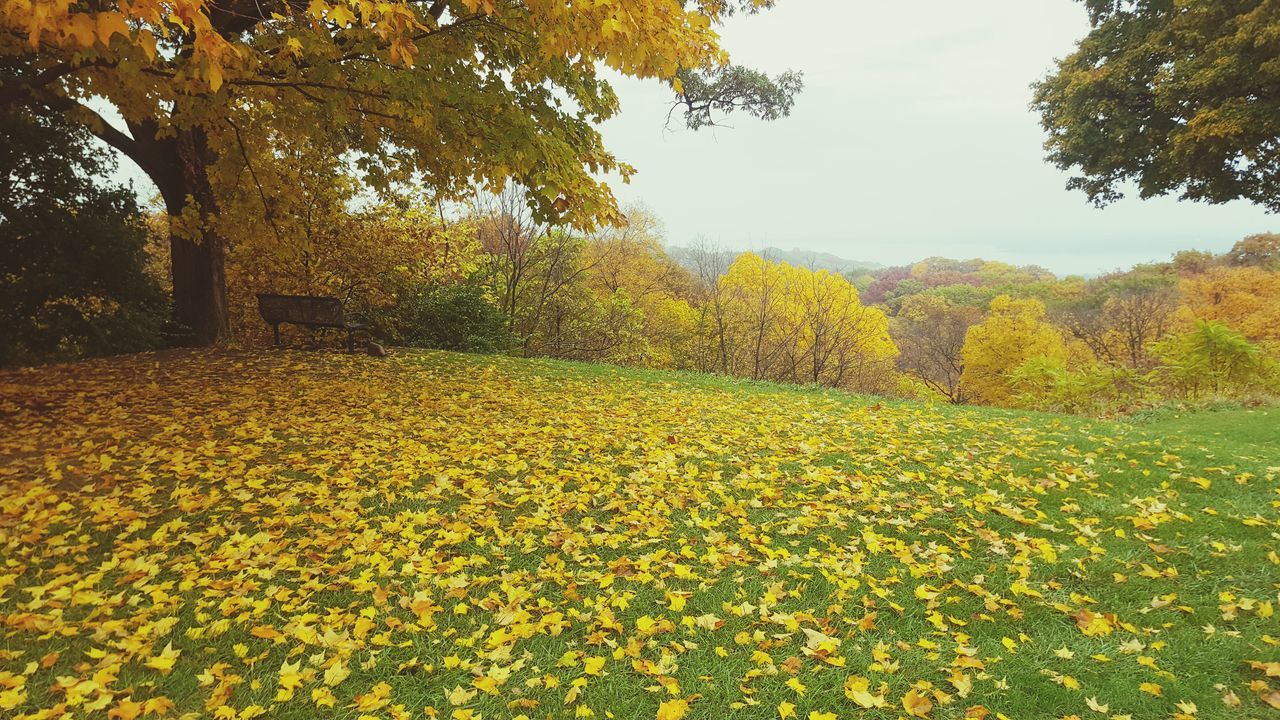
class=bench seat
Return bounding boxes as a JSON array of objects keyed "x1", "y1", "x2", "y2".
[{"x1": 256, "y1": 293, "x2": 370, "y2": 351}]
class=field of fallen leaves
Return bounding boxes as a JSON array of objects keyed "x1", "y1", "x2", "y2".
[{"x1": 1, "y1": 349, "x2": 1278, "y2": 720}]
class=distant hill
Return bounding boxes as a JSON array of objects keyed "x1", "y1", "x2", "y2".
[{"x1": 666, "y1": 245, "x2": 883, "y2": 277}]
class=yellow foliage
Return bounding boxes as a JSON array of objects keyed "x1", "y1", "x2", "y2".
[
  {"x1": 5, "y1": 0, "x2": 738, "y2": 232},
  {"x1": 959, "y1": 295, "x2": 1073, "y2": 405},
  {"x1": 1178, "y1": 266, "x2": 1280, "y2": 342},
  {"x1": 716, "y1": 253, "x2": 897, "y2": 391}
]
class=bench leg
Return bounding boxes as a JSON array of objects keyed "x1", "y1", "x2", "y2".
[
  {"x1": 273, "y1": 324, "x2": 281, "y2": 346},
  {"x1": 346, "y1": 329, "x2": 355, "y2": 353}
]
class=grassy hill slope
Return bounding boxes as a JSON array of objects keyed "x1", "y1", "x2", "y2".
[{"x1": 0, "y1": 350, "x2": 1277, "y2": 719}]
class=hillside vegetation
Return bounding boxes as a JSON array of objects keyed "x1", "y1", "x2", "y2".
[
  {"x1": 10, "y1": 122, "x2": 1280, "y2": 420},
  {"x1": 1, "y1": 350, "x2": 1277, "y2": 719}
]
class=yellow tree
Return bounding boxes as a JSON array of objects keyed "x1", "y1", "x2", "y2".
[
  {"x1": 1178, "y1": 266, "x2": 1280, "y2": 343},
  {"x1": 583, "y1": 207, "x2": 689, "y2": 303},
  {"x1": 786, "y1": 264, "x2": 896, "y2": 390},
  {"x1": 960, "y1": 295, "x2": 1072, "y2": 406},
  {"x1": 719, "y1": 253, "x2": 795, "y2": 380},
  {"x1": 2, "y1": 0, "x2": 798, "y2": 344},
  {"x1": 637, "y1": 294, "x2": 700, "y2": 369},
  {"x1": 580, "y1": 206, "x2": 697, "y2": 367},
  {"x1": 716, "y1": 254, "x2": 896, "y2": 390}
]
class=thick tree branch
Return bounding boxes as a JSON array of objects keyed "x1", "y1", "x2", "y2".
[
  {"x1": 32, "y1": 93, "x2": 137, "y2": 159},
  {"x1": 0, "y1": 59, "x2": 115, "y2": 107},
  {"x1": 29, "y1": 91, "x2": 188, "y2": 211}
]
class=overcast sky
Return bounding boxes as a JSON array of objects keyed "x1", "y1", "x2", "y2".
[
  {"x1": 598, "y1": 0, "x2": 1275, "y2": 275},
  {"x1": 104, "y1": 1, "x2": 1274, "y2": 276}
]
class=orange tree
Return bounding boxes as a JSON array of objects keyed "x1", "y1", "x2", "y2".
[{"x1": 1, "y1": 0, "x2": 798, "y2": 344}]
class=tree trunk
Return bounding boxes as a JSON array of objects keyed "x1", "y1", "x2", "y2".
[
  {"x1": 167, "y1": 127, "x2": 229, "y2": 346},
  {"x1": 43, "y1": 102, "x2": 232, "y2": 346},
  {"x1": 170, "y1": 226, "x2": 228, "y2": 346}
]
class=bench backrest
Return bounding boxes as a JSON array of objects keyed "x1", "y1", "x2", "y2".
[{"x1": 257, "y1": 294, "x2": 345, "y2": 325}]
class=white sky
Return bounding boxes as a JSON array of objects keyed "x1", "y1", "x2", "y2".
[
  {"x1": 106, "y1": 0, "x2": 1274, "y2": 276},
  {"x1": 598, "y1": 0, "x2": 1275, "y2": 275}
]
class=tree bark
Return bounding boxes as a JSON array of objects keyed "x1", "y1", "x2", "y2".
[
  {"x1": 54, "y1": 104, "x2": 232, "y2": 346},
  {"x1": 168, "y1": 127, "x2": 229, "y2": 346},
  {"x1": 130, "y1": 123, "x2": 229, "y2": 346}
]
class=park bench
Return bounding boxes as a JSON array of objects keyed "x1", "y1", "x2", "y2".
[{"x1": 256, "y1": 293, "x2": 371, "y2": 351}]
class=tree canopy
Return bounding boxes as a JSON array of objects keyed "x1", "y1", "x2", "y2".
[
  {"x1": 1034, "y1": 0, "x2": 1280, "y2": 211},
  {"x1": 1, "y1": 0, "x2": 799, "y2": 344}
]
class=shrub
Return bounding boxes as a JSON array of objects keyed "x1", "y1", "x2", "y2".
[
  {"x1": 0, "y1": 107, "x2": 167, "y2": 367},
  {"x1": 373, "y1": 283, "x2": 510, "y2": 353},
  {"x1": 1151, "y1": 320, "x2": 1267, "y2": 398},
  {"x1": 1009, "y1": 356, "x2": 1155, "y2": 416}
]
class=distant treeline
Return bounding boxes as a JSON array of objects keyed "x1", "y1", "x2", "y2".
[{"x1": 862, "y1": 242, "x2": 1280, "y2": 413}]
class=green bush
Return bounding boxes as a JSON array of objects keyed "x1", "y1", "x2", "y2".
[
  {"x1": 1009, "y1": 356, "x2": 1155, "y2": 416},
  {"x1": 1151, "y1": 321, "x2": 1268, "y2": 398},
  {"x1": 373, "y1": 282, "x2": 511, "y2": 353},
  {"x1": 0, "y1": 106, "x2": 167, "y2": 367}
]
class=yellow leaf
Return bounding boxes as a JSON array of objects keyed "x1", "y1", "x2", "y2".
[
  {"x1": 312, "y1": 688, "x2": 337, "y2": 708},
  {"x1": 843, "y1": 676, "x2": 887, "y2": 708},
  {"x1": 95, "y1": 13, "x2": 130, "y2": 45},
  {"x1": 108, "y1": 699, "x2": 144, "y2": 720},
  {"x1": 694, "y1": 613, "x2": 722, "y2": 630},
  {"x1": 656, "y1": 698, "x2": 689, "y2": 720},
  {"x1": 275, "y1": 659, "x2": 304, "y2": 701},
  {"x1": 144, "y1": 642, "x2": 181, "y2": 675},
  {"x1": 446, "y1": 686, "x2": 476, "y2": 706},
  {"x1": 138, "y1": 30, "x2": 157, "y2": 61},
  {"x1": 903, "y1": 688, "x2": 933, "y2": 718},
  {"x1": 328, "y1": 4, "x2": 357, "y2": 27},
  {"x1": 65, "y1": 14, "x2": 96, "y2": 47},
  {"x1": 250, "y1": 625, "x2": 282, "y2": 640},
  {"x1": 324, "y1": 660, "x2": 350, "y2": 687},
  {"x1": 207, "y1": 63, "x2": 223, "y2": 92},
  {"x1": 353, "y1": 681, "x2": 392, "y2": 712}
]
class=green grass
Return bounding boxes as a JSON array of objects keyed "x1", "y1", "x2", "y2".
[
  {"x1": 0, "y1": 348, "x2": 1277, "y2": 720},
  {"x1": 1129, "y1": 407, "x2": 1279, "y2": 456}
]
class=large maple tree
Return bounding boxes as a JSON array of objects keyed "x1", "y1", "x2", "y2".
[
  {"x1": 1034, "y1": 1, "x2": 1280, "y2": 215},
  {"x1": 1, "y1": 0, "x2": 797, "y2": 344}
]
